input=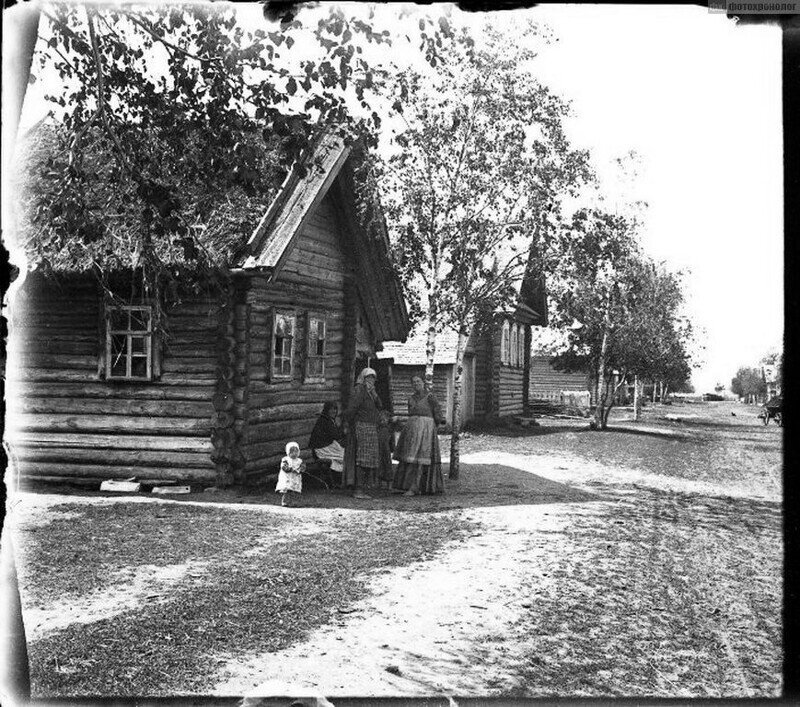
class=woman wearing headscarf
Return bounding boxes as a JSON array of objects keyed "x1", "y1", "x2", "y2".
[
  {"x1": 392, "y1": 375, "x2": 445, "y2": 495},
  {"x1": 343, "y1": 367, "x2": 383, "y2": 499},
  {"x1": 308, "y1": 401, "x2": 345, "y2": 472}
]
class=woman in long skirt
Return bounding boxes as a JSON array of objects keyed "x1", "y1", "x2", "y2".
[
  {"x1": 343, "y1": 367, "x2": 383, "y2": 499},
  {"x1": 392, "y1": 375, "x2": 445, "y2": 496}
]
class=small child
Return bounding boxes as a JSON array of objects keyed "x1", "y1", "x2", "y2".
[
  {"x1": 276, "y1": 441, "x2": 305, "y2": 507},
  {"x1": 376, "y1": 411, "x2": 395, "y2": 489}
]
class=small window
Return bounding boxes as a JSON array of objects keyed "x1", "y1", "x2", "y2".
[
  {"x1": 306, "y1": 316, "x2": 327, "y2": 381},
  {"x1": 501, "y1": 320, "x2": 510, "y2": 365},
  {"x1": 518, "y1": 324, "x2": 526, "y2": 368},
  {"x1": 106, "y1": 305, "x2": 153, "y2": 380},
  {"x1": 272, "y1": 311, "x2": 296, "y2": 378}
]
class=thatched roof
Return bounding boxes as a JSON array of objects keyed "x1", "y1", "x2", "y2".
[
  {"x1": 10, "y1": 118, "x2": 410, "y2": 343},
  {"x1": 9, "y1": 118, "x2": 285, "y2": 272}
]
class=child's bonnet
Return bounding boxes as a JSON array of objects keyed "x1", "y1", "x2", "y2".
[{"x1": 282, "y1": 441, "x2": 303, "y2": 472}]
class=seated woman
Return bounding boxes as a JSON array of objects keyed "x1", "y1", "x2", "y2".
[
  {"x1": 392, "y1": 375, "x2": 445, "y2": 496},
  {"x1": 308, "y1": 401, "x2": 346, "y2": 472}
]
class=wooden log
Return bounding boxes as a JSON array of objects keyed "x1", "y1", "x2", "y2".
[
  {"x1": 7, "y1": 431, "x2": 212, "y2": 452},
  {"x1": 15, "y1": 461, "x2": 215, "y2": 482},
  {"x1": 9, "y1": 336, "x2": 98, "y2": 351},
  {"x1": 165, "y1": 302, "x2": 220, "y2": 316},
  {"x1": 11, "y1": 397, "x2": 212, "y2": 418},
  {"x1": 161, "y1": 359, "x2": 217, "y2": 374},
  {"x1": 17, "y1": 474, "x2": 104, "y2": 489},
  {"x1": 14, "y1": 446, "x2": 215, "y2": 469},
  {"x1": 161, "y1": 328, "x2": 217, "y2": 343},
  {"x1": 162, "y1": 344, "x2": 218, "y2": 358},
  {"x1": 15, "y1": 354, "x2": 97, "y2": 369},
  {"x1": 12, "y1": 413, "x2": 212, "y2": 435},
  {"x1": 246, "y1": 418, "x2": 316, "y2": 444},
  {"x1": 12, "y1": 381, "x2": 215, "y2": 400},
  {"x1": 247, "y1": 388, "x2": 341, "y2": 406},
  {"x1": 248, "y1": 402, "x2": 324, "y2": 424},
  {"x1": 246, "y1": 440, "x2": 297, "y2": 461},
  {"x1": 244, "y1": 453, "x2": 290, "y2": 473}
]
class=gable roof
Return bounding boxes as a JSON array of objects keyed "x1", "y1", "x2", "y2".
[
  {"x1": 237, "y1": 133, "x2": 410, "y2": 344},
  {"x1": 239, "y1": 133, "x2": 350, "y2": 270},
  {"x1": 514, "y1": 243, "x2": 548, "y2": 326}
]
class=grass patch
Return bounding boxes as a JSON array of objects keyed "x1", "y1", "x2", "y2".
[
  {"x1": 23, "y1": 504, "x2": 477, "y2": 696},
  {"x1": 14, "y1": 502, "x2": 285, "y2": 606}
]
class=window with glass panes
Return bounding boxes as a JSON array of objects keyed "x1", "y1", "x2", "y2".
[
  {"x1": 106, "y1": 305, "x2": 153, "y2": 380},
  {"x1": 306, "y1": 316, "x2": 327, "y2": 380},
  {"x1": 272, "y1": 312, "x2": 295, "y2": 378}
]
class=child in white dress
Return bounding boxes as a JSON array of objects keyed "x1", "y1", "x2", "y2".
[{"x1": 276, "y1": 441, "x2": 305, "y2": 507}]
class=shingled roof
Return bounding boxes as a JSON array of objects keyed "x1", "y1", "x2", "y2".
[{"x1": 377, "y1": 328, "x2": 463, "y2": 365}]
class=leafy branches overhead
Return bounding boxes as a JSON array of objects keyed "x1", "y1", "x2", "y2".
[
  {"x1": 16, "y1": 3, "x2": 451, "y2": 296},
  {"x1": 383, "y1": 22, "x2": 590, "y2": 345}
]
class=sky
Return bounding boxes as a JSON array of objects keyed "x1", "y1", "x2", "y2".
[
  {"x1": 513, "y1": 5, "x2": 783, "y2": 392},
  {"x1": 15, "y1": 4, "x2": 783, "y2": 393}
]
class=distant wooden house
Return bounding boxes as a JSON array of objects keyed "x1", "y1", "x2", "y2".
[
  {"x1": 378, "y1": 266, "x2": 548, "y2": 425},
  {"x1": 7, "y1": 133, "x2": 409, "y2": 487},
  {"x1": 528, "y1": 355, "x2": 592, "y2": 408}
]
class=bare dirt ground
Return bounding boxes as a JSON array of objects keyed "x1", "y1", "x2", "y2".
[{"x1": 7, "y1": 400, "x2": 782, "y2": 698}]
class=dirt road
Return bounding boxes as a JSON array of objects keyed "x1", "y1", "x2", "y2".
[{"x1": 10, "y1": 401, "x2": 782, "y2": 698}]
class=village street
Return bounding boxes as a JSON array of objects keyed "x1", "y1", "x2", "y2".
[{"x1": 8, "y1": 400, "x2": 782, "y2": 699}]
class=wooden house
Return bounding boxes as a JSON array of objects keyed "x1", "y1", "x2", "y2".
[
  {"x1": 6, "y1": 134, "x2": 409, "y2": 487},
  {"x1": 528, "y1": 354, "x2": 593, "y2": 408},
  {"x1": 378, "y1": 270, "x2": 547, "y2": 426}
]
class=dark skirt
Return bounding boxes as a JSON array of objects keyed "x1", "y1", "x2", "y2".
[
  {"x1": 392, "y1": 462, "x2": 444, "y2": 495},
  {"x1": 392, "y1": 416, "x2": 444, "y2": 494}
]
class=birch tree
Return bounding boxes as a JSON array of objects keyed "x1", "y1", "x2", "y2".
[
  {"x1": 550, "y1": 210, "x2": 693, "y2": 429},
  {"x1": 382, "y1": 24, "x2": 589, "y2": 395}
]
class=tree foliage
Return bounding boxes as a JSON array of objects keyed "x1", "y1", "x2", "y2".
[
  {"x1": 378, "y1": 23, "x2": 590, "y2": 476},
  {"x1": 731, "y1": 366, "x2": 767, "y2": 402},
  {"x1": 15, "y1": 3, "x2": 450, "y2": 299},
  {"x1": 549, "y1": 207, "x2": 693, "y2": 428}
]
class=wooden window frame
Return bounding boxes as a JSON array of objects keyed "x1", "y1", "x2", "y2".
[
  {"x1": 105, "y1": 304, "x2": 153, "y2": 381},
  {"x1": 305, "y1": 314, "x2": 327, "y2": 382},
  {"x1": 271, "y1": 310, "x2": 296, "y2": 380},
  {"x1": 518, "y1": 324, "x2": 526, "y2": 369},
  {"x1": 500, "y1": 319, "x2": 510, "y2": 366}
]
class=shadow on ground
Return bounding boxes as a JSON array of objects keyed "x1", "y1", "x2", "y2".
[{"x1": 21, "y1": 462, "x2": 598, "y2": 513}]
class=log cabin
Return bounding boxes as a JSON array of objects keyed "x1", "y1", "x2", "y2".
[
  {"x1": 528, "y1": 354, "x2": 593, "y2": 408},
  {"x1": 378, "y1": 265, "x2": 548, "y2": 426},
  {"x1": 6, "y1": 133, "x2": 410, "y2": 488}
]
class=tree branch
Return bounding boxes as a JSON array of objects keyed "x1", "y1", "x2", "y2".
[
  {"x1": 85, "y1": 7, "x2": 133, "y2": 176},
  {"x1": 125, "y1": 14, "x2": 220, "y2": 65}
]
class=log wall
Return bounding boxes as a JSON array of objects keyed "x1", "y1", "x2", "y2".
[
  {"x1": 6, "y1": 273, "x2": 221, "y2": 485},
  {"x1": 529, "y1": 355, "x2": 591, "y2": 402},
  {"x1": 8, "y1": 186, "x2": 386, "y2": 486},
  {"x1": 491, "y1": 319, "x2": 527, "y2": 418}
]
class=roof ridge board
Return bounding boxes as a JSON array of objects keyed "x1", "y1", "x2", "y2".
[{"x1": 239, "y1": 134, "x2": 350, "y2": 271}]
